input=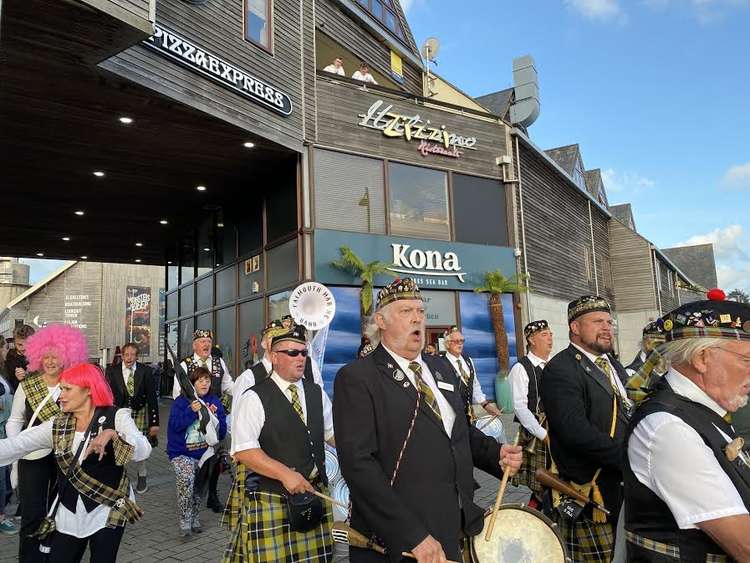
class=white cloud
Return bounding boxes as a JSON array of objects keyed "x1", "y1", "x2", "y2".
[
  {"x1": 643, "y1": 0, "x2": 750, "y2": 23},
  {"x1": 565, "y1": 0, "x2": 624, "y2": 21},
  {"x1": 601, "y1": 168, "x2": 656, "y2": 193},
  {"x1": 722, "y1": 162, "x2": 750, "y2": 191},
  {"x1": 399, "y1": 0, "x2": 423, "y2": 13},
  {"x1": 675, "y1": 225, "x2": 750, "y2": 292}
]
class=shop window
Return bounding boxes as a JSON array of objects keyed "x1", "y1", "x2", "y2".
[
  {"x1": 452, "y1": 174, "x2": 508, "y2": 246},
  {"x1": 239, "y1": 299, "x2": 264, "y2": 368},
  {"x1": 266, "y1": 164, "x2": 298, "y2": 243},
  {"x1": 356, "y1": 0, "x2": 407, "y2": 45},
  {"x1": 216, "y1": 306, "x2": 236, "y2": 374},
  {"x1": 388, "y1": 162, "x2": 450, "y2": 240},
  {"x1": 166, "y1": 291, "x2": 178, "y2": 321},
  {"x1": 244, "y1": 0, "x2": 272, "y2": 51},
  {"x1": 197, "y1": 216, "x2": 214, "y2": 277},
  {"x1": 238, "y1": 203, "x2": 263, "y2": 257},
  {"x1": 196, "y1": 312, "x2": 213, "y2": 335},
  {"x1": 181, "y1": 240, "x2": 196, "y2": 284},
  {"x1": 196, "y1": 276, "x2": 213, "y2": 312},
  {"x1": 166, "y1": 322, "x2": 178, "y2": 359},
  {"x1": 267, "y1": 239, "x2": 298, "y2": 290},
  {"x1": 178, "y1": 318, "x2": 195, "y2": 359},
  {"x1": 269, "y1": 291, "x2": 291, "y2": 323},
  {"x1": 217, "y1": 217, "x2": 237, "y2": 267},
  {"x1": 216, "y1": 265, "x2": 237, "y2": 305},
  {"x1": 167, "y1": 265, "x2": 179, "y2": 291},
  {"x1": 239, "y1": 254, "x2": 265, "y2": 297},
  {"x1": 314, "y1": 150, "x2": 385, "y2": 234},
  {"x1": 179, "y1": 284, "x2": 194, "y2": 317}
]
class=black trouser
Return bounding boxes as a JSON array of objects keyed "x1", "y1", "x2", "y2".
[
  {"x1": 18, "y1": 454, "x2": 57, "y2": 563},
  {"x1": 46, "y1": 525, "x2": 125, "y2": 563}
]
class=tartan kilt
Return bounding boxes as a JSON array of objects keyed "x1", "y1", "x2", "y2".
[
  {"x1": 511, "y1": 432, "x2": 549, "y2": 496},
  {"x1": 222, "y1": 463, "x2": 247, "y2": 530},
  {"x1": 132, "y1": 407, "x2": 148, "y2": 434},
  {"x1": 223, "y1": 488, "x2": 334, "y2": 563},
  {"x1": 553, "y1": 513, "x2": 614, "y2": 563}
]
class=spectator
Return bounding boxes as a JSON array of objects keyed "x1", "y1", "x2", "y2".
[
  {"x1": 0, "y1": 364, "x2": 16, "y2": 535},
  {"x1": 352, "y1": 62, "x2": 378, "y2": 85},
  {"x1": 4, "y1": 325, "x2": 35, "y2": 394},
  {"x1": 322, "y1": 56, "x2": 345, "y2": 76}
]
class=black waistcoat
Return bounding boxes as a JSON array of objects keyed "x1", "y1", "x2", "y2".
[
  {"x1": 58, "y1": 407, "x2": 124, "y2": 513},
  {"x1": 443, "y1": 352, "x2": 475, "y2": 419},
  {"x1": 515, "y1": 356, "x2": 543, "y2": 422},
  {"x1": 624, "y1": 381, "x2": 750, "y2": 562},
  {"x1": 253, "y1": 376, "x2": 327, "y2": 494}
]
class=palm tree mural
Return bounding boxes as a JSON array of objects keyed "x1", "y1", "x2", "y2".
[
  {"x1": 475, "y1": 270, "x2": 527, "y2": 373},
  {"x1": 331, "y1": 246, "x2": 396, "y2": 334}
]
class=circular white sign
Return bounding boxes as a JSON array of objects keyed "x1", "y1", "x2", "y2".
[{"x1": 289, "y1": 282, "x2": 336, "y2": 331}]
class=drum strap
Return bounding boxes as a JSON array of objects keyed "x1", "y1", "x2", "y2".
[{"x1": 547, "y1": 391, "x2": 617, "y2": 523}]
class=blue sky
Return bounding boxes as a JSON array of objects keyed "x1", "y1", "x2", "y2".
[{"x1": 402, "y1": 0, "x2": 750, "y2": 293}]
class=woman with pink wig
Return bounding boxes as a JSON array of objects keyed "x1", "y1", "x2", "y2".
[
  {"x1": 0, "y1": 361, "x2": 151, "y2": 562},
  {"x1": 5, "y1": 324, "x2": 89, "y2": 562}
]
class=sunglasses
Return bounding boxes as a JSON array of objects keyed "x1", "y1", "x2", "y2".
[{"x1": 276, "y1": 349, "x2": 309, "y2": 358}]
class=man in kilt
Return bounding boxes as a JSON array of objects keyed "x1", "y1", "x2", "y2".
[
  {"x1": 224, "y1": 324, "x2": 335, "y2": 562},
  {"x1": 509, "y1": 319, "x2": 553, "y2": 507},
  {"x1": 540, "y1": 296, "x2": 632, "y2": 563},
  {"x1": 105, "y1": 342, "x2": 159, "y2": 493}
]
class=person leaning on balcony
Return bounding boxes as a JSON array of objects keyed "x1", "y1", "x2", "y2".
[
  {"x1": 322, "y1": 56, "x2": 345, "y2": 76},
  {"x1": 351, "y1": 62, "x2": 378, "y2": 85}
]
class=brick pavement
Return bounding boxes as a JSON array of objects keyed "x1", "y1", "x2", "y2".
[{"x1": 0, "y1": 406, "x2": 529, "y2": 562}]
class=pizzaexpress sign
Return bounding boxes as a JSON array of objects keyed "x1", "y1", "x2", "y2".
[
  {"x1": 314, "y1": 230, "x2": 516, "y2": 291},
  {"x1": 143, "y1": 26, "x2": 293, "y2": 117}
]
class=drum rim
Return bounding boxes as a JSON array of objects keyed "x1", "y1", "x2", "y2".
[{"x1": 471, "y1": 502, "x2": 567, "y2": 561}]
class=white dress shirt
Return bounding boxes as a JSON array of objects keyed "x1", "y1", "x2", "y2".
[
  {"x1": 352, "y1": 70, "x2": 378, "y2": 85},
  {"x1": 231, "y1": 372, "x2": 334, "y2": 455},
  {"x1": 322, "y1": 64, "x2": 345, "y2": 76},
  {"x1": 233, "y1": 356, "x2": 273, "y2": 414},
  {"x1": 7, "y1": 383, "x2": 61, "y2": 459},
  {"x1": 173, "y1": 354, "x2": 233, "y2": 399},
  {"x1": 444, "y1": 352, "x2": 487, "y2": 405},
  {"x1": 383, "y1": 345, "x2": 456, "y2": 437},
  {"x1": 121, "y1": 362, "x2": 137, "y2": 391},
  {"x1": 628, "y1": 369, "x2": 748, "y2": 529},
  {"x1": 508, "y1": 352, "x2": 548, "y2": 440},
  {"x1": 0, "y1": 409, "x2": 151, "y2": 538},
  {"x1": 572, "y1": 343, "x2": 630, "y2": 403}
]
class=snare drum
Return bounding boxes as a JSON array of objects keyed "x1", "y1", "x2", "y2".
[
  {"x1": 331, "y1": 479, "x2": 350, "y2": 522},
  {"x1": 325, "y1": 445, "x2": 340, "y2": 485},
  {"x1": 474, "y1": 415, "x2": 507, "y2": 444},
  {"x1": 472, "y1": 504, "x2": 567, "y2": 563}
]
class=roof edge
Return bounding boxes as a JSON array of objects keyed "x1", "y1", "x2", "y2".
[{"x1": 5, "y1": 261, "x2": 77, "y2": 311}]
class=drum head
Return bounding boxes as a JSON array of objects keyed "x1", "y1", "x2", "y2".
[
  {"x1": 325, "y1": 445, "x2": 340, "y2": 485},
  {"x1": 472, "y1": 504, "x2": 566, "y2": 563},
  {"x1": 475, "y1": 415, "x2": 507, "y2": 444},
  {"x1": 331, "y1": 479, "x2": 350, "y2": 522}
]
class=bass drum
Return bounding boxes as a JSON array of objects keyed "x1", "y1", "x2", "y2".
[
  {"x1": 475, "y1": 415, "x2": 507, "y2": 444},
  {"x1": 472, "y1": 504, "x2": 567, "y2": 563},
  {"x1": 331, "y1": 479, "x2": 350, "y2": 522},
  {"x1": 325, "y1": 445, "x2": 340, "y2": 485}
]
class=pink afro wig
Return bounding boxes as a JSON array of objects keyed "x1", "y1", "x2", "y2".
[
  {"x1": 61, "y1": 364, "x2": 113, "y2": 407},
  {"x1": 25, "y1": 324, "x2": 88, "y2": 372}
]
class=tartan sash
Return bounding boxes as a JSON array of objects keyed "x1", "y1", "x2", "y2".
[
  {"x1": 51, "y1": 413, "x2": 143, "y2": 529},
  {"x1": 22, "y1": 374, "x2": 61, "y2": 426}
]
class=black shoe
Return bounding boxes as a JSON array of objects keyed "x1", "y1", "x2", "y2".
[{"x1": 207, "y1": 495, "x2": 223, "y2": 513}]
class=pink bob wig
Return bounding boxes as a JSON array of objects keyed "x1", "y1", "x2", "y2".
[
  {"x1": 25, "y1": 323, "x2": 88, "y2": 372},
  {"x1": 60, "y1": 363, "x2": 114, "y2": 407}
]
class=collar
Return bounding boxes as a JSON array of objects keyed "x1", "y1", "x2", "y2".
[
  {"x1": 445, "y1": 351, "x2": 464, "y2": 363},
  {"x1": 193, "y1": 354, "x2": 211, "y2": 365},
  {"x1": 382, "y1": 343, "x2": 423, "y2": 374},
  {"x1": 666, "y1": 368, "x2": 727, "y2": 418},
  {"x1": 262, "y1": 356, "x2": 272, "y2": 374},
  {"x1": 270, "y1": 371, "x2": 302, "y2": 394},
  {"x1": 122, "y1": 362, "x2": 136, "y2": 372},
  {"x1": 572, "y1": 342, "x2": 609, "y2": 366},
  {"x1": 527, "y1": 351, "x2": 548, "y2": 366}
]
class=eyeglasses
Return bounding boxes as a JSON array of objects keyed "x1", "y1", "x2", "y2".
[
  {"x1": 449, "y1": 339, "x2": 465, "y2": 344},
  {"x1": 276, "y1": 349, "x2": 309, "y2": 358},
  {"x1": 715, "y1": 347, "x2": 750, "y2": 365}
]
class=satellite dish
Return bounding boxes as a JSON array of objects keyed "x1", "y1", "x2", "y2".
[{"x1": 421, "y1": 37, "x2": 440, "y2": 62}]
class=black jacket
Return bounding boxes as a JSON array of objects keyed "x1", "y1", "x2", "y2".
[
  {"x1": 539, "y1": 344, "x2": 629, "y2": 517},
  {"x1": 333, "y1": 345, "x2": 503, "y2": 561},
  {"x1": 105, "y1": 362, "x2": 159, "y2": 428}
]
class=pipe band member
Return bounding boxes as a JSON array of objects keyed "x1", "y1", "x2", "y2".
[
  {"x1": 7, "y1": 324, "x2": 87, "y2": 563},
  {"x1": 105, "y1": 341, "x2": 159, "y2": 494},
  {"x1": 509, "y1": 319, "x2": 553, "y2": 505},
  {"x1": 624, "y1": 289, "x2": 750, "y2": 562},
  {"x1": 0, "y1": 362, "x2": 151, "y2": 562},
  {"x1": 540, "y1": 295, "x2": 632, "y2": 563},
  {"x1": 334, "y1": 278, "x2": 522, "y2": 562},
  {"x1": 224, "y1": 324, "x2": 335, "y2": 562}
]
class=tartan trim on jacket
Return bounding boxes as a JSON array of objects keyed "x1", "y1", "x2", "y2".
[
  {"x1": 22, "y1": 374, "x2": 61, "y2": 424},
  {"x1": 52, "y1": 413, "x2": 143, "y2": 529}
]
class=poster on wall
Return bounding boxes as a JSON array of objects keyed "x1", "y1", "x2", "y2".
[{"x1": 126, "y1": 286, "x2": 152, "y2": 356}]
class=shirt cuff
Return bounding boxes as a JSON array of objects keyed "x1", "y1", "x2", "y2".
[
  {"x1": 677, "y1": 506, "x2": 748, "y2": 529},
  {"x1": 231, "y1": 440, "x2": 260, "y2": 456}
]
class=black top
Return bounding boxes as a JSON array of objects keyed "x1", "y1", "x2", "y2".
[
  {"x1": 3, "y1": 349, "x2": 27, "y2": 394},
  {"x1": 333, "y1": 346, "x2": 503, "y2": 561},
  {"x1": 105, "y1": 363, "x2": 159, "y2": 428},
  {"x1": 624, "y1": 379, "x2": 750, "y2": 561},
  {"x1": 253, "y1": 375, "x2": 327, "y2": 495},
  {"x1": 540, "y1": 345, "x2": 630, "y2": 517}
]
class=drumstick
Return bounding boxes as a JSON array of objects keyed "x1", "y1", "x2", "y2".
[
  {"x1": 477, "y1": 415, "x2": 499, "y2": 431},
  {"x1": 312, "y1": 490, "x2": 348, "y2": 510},
  {"x1": 484, "y1": 430, "x2": 520, "y2": 542}
]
